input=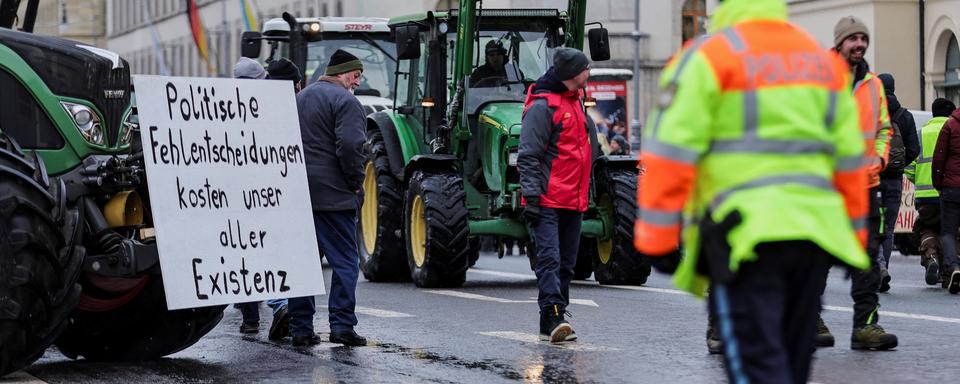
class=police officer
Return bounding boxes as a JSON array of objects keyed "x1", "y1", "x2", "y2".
[
  {"x1": 518, "y1": 47, "x2": 596, "y2": 343},
  {"x1": 635, "y1": 0, "x2": 869, "y2": 382}
]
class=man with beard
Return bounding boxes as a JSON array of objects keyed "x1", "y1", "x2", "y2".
[{"x1": 814, "y1": 16, "x2": 898, "y2": 351}]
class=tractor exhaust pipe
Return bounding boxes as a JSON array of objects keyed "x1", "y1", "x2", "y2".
[{"x1": 21, "y1": 0, "x2": 36, "y2": 32}]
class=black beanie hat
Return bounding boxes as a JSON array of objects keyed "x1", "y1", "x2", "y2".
[
  {"x1": 878, "y1": 73, "x2": 894, "y2": 93},
  {"x1": 553, "y1": 47, "x2": 590, "y2": 81},
  {"x1": 267, "y1": 58, "x2": 302, "y2": 83},
  {"x1": 325, "y1": 49, "x2": 363, "y2": 76},
  {"x1": 933, "y1": 98, "x2": 957, "y2": 118}
]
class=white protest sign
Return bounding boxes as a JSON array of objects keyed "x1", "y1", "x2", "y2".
[{"x1": 133, "y1": 75, "x2": 324, "y2": 310}]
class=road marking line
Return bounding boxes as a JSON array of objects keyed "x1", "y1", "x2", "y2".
[
  {"x1": 478, "y1": 331, "x2": 619, "y2": 352},
  {"x1": 468, "y1": 269, "x2": 537, "y2": 280},
  {"x1": 0, "y1": 371, "x2": 47, "y2": 384},
  {"x1": 471, "y1": 268, "x2": 960, "y2": 324},
  {"x1": 318, "y1": 305, "x2": 414, "y2": 318},
  {"x1": 822, "y1": 305, "x2": 960, "y2": 324},
  {"x1": 427, "y1": 290, "x2": 600, "y2": 307},
  {"x1": 526, "y1": 297, "x2": 599, "y2": 307}
]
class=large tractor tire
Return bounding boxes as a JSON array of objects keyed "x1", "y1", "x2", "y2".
[
  {"x1": 404, "y1": 170, "x2": 471, "y2": 288},
  {"x1": 55, "y1": 271, "x2": 225, "y2": 361},
  {"x1": 359, "y1": 130, "x2": 409, "y2": 281},
  {"x1": 594, "y1": 168, "x2": 650, "y2": 285},
  {"x1": 0, "y1": 134, "x2": 83, "y2": 375}
]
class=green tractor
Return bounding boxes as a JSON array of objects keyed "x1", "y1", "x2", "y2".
[
  {"x1": 358, "y1": 0, "x2": 648, "y2": 287},
  {"x1": 0, "y1": 0, "x2": 222, "y2": 375}
]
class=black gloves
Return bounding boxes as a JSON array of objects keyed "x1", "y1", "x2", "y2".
[
  {"x1": 523, "y1": 197, "x2": 541, "y2": 224},
  {"x1": 650, "y1": 249, "x2": 682, "y2": 275}
]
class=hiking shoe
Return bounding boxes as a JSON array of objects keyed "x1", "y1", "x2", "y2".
[
  {"x1": 539, "y1": 304, "x2": 574, "y2": 343},
  {"x1": 268, "y1": 306, "x2": 290, "y2": 340},
  {"x1": 330, "y1": 329, "x2": 368, "y2": 346},
  {"x1": 926, "y1": 260, "x2": 941, "y2": 286},
  {"x1": 706, "y1": 323, "x2": 723, "y2": 355},
  {"x1": 851, "y1": 324, "x2": 898, "y2": 350},
  {"x1": 291, "y1": 333, "x2": 323, "y2": 347},
  {"x1": 948, "y1": 269, "x2": 960, "y2": 294},
  {"x1": 879, "y1": 268, "x2": 891, "y2": 293},
  {"x1": 239, "y1": 322, "x2": 259, "y2": 334},
  {"x1": 815, "y1": 316, "x2": 835, "y2": 347}
]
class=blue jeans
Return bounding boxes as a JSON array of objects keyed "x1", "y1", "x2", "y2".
[
  {"x1": 938, "y1": 188, "x2": 960, "y2": 270},
  {"x1": 288, "y1": 210, "x2": 361, "y2": 337},
  {"x1": 878, "y1": 176, "x2": 903, "y2": 268},
  {"x1": 528, "y1": 207, "x2": 582, "y2": 310}
]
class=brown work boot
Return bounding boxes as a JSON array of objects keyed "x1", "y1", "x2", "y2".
[
  {"x1": 851, "y1": 324, "x2": 898, "y2": 350},
  {"x1": 948, "y1": 268, "x2": 960, "y2": 294},
  {"x1": 815, "y1": 316, "x2": 835, "y2": 347}
]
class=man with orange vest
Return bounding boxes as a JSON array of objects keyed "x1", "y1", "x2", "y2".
[
  {"x1": 815, "y1": 16, "x2": 898, "y2": 351},
  {"x1": 635, "y1": 0, "x2": 870, "y2": 382}
]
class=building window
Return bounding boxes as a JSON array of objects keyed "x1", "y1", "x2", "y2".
[
  {"x1": 681, "y1": 0, "x2": 707, "y2": 43},
  {"x1": 945, "y1": 34, "x2": 960, "y2": 106}
]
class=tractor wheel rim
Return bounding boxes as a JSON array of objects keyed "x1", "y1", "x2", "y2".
[
  {"x1": 597, "y1": 193, "x2": 613, "y2": 264},
  {"x1": 410, "y1": 194, "x2": 427, "y2": 268},
  {"x1": 361, "y1": 161, "x2": 378, "y2": 254}
]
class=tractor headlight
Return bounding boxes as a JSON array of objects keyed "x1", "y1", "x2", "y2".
[
  {"x1": 61, "y1": 102, "x2": 105, "y2": 145},
  {"x1": 121, "y1": 112, "x2": 138, "y2": 145},
  {"x1": 508, "y1": 149, "x2": 519, "y2": 167}
]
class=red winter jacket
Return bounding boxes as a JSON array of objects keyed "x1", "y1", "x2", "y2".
[
  {"x1": 518, "y1": 81, "x2": 596, "y2": 212},
  {"x1": 932, "y1": 108, "x2": 960, "y2": 190}
]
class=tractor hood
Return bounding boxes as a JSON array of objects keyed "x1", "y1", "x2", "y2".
[
  {"x1": 0, "y1": 28, "x2": 130, "y2": 146},
  {"x1": 478, "y1": 102, "x2": 523, "y2": 135}
]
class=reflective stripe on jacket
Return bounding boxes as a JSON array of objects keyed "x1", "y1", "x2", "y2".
[
  {"x1": 906, "y1": 116, "x2": 949, "y2": 199},
  {"x1": 853, "y1": 72, "x2": 893, "y2": 187},
  {"x1": 635, "y1": 0, "x2": 870, "y2": 296}
]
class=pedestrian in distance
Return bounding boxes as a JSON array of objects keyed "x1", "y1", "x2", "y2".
[
  {"x1": 906, "y1": 98, "x2": 957, "y2": 287},
  {"x1": 290, "y1": 49, "x2": 368, "y2": 347},
  {"x1": 635, "y1": 0, "x2": 870, "y2": 382},
  {"x1": 518, "y1": 47, "x2": 598, "y2": 343},
  {"x1": 248, "y1": 58, "x2": 307, "y2": 342},
  {"x1": 232, "y1": 56, "x2": 268, "y2": 335},
  {"x1": 815, "y1": 15, "x2": 898, "y2": 351},
  {"x1": 930, "y1": 100, "x2": 960, "y2": 293},
  {"x1": 875, "y1": 73, "x2": 920, "y2": 293}
]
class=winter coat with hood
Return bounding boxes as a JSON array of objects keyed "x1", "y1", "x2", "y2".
[
  {"x1": 878, "y1": 74, "x2": 920, "y2": 178},
  {"x1": 932, "y1": 108, "x2": 960, "y2": 190},
  {"x1": 518, "y1": 67, "x2": 600, "y2": 212}
]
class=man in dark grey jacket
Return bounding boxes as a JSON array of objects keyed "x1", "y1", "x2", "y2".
[{"x1": 290, "y1": 49, "x2": 368, "y2": 347}]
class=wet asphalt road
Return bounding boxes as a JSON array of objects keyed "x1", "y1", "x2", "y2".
[{"x1": 6, "y1": 250, "x2": 960, "y2": 383}]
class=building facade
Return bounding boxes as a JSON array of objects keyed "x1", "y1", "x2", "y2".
[
  {"x1": 32, "y1": 0, "x2": 106, "y2": 46},
  {"x1": 788, "y1": 0, "x2": 960, "y2": 110}
]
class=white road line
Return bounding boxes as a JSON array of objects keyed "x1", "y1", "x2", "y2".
[
  {"x1": 318, "y1": 305, "x2": 414, "y2": 318},
  {"x1": 571, "y1": 280, "x2": 690, "y2": 296},
  {"x1": 0, "y1": 371, "x2": 47, "y2": 384},
  {"x1": 526, "y1": 297, "x2": 599, "y2": 307},
  {"x1": 478, "y1": 331, "x2": 619, "y2": 352},
  {"x1": 468, "y1": 269, "x2": 537, "y2": 280},
  {"x1": 822, "y1": 305, "x2": 960, "y2": 324}
]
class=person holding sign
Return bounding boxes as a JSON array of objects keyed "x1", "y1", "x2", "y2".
[
  {"x1": 291, "y1": 49, "x2": 368, "y2": 347},
  {"x1": 233, "y1": 56, "x2": 269, "y2": 335}
]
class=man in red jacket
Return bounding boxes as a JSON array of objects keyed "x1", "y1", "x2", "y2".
[
  {"x1": 518, "y1": 47, "x2": 597, "y2": 343},
  {"x1": 931, "y1": 106, "x2": 960, "y2": 294}
]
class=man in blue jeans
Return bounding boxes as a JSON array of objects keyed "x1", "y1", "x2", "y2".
[
  {"x1": 286, "y1": 50, "x2": 369, "y2": 346},
  {"x1": 930, "y1": 103, "x2": 960, "y2": 294}
]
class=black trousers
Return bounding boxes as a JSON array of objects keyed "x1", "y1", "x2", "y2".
[
  {"x1": 851, "y1": 187, "x2": 883, "y2": 328},
  {"x1": 710, "y1": 241, "x2": 831, "y2": 384}
]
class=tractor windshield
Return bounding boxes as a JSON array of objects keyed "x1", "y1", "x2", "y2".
[{"x1": 270, "y1": 35, "x2": 397, "y2": 99}]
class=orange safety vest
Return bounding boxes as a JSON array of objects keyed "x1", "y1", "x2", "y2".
[{"x1": 853, "y1": 72, "x2": 892, "y2": 187}]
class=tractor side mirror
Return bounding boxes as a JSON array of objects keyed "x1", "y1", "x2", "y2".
[
  {"x1": 588, "y1": 28, "x2": 611, "y2": 61},
  {"x1": 395, "y1": 25, "x2": 421, "y2": 60},
  {"x1": 240, "y1": 31, "x2": 262, "y2": 59}
]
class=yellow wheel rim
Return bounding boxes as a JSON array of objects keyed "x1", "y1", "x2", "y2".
[
  {"x1": 410, "y1": 194, "x2": 427, "y2": 268},
  {"x1": 597, "y1": 194, "x2": 613, "y2": 265},
  {"x1": 361, "y1": 161, "x2": 378, "y2": 254}
]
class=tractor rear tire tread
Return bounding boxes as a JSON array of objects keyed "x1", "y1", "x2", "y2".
[
  {"x1": 359, "y1": 129, "x2": 410, "y2": 281},
  {"x1": 594, "y1": 169, "x2": 650, "y2": 285}
]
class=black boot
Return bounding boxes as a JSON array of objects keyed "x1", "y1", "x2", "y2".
[
  {"x1": 539, "y1": 304, "x2": 574, "y2": 343},
  {"x1": 330, "y1": 329, "x2": 368, "y2": 346}
]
